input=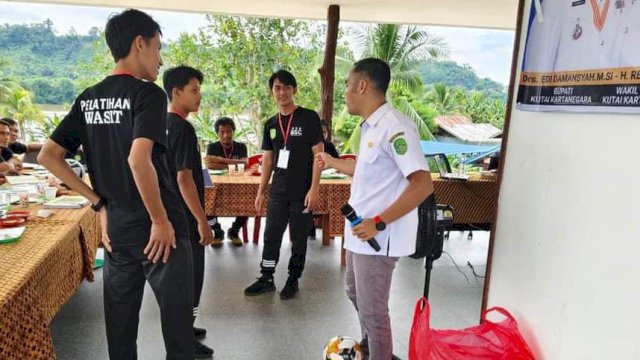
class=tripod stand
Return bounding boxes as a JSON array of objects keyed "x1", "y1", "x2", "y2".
[{"x1": 393, "y1": 195, "x2": 454, "y2": 360}]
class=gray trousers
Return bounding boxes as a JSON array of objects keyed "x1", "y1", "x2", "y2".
[{"x1": 345, "y1": 250, "x2": 398, "y2": 360}]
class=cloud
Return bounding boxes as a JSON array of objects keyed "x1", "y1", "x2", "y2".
[
  {"x1": 0, "y1": 1, "x2": 515, "y2": 84},
  {"x1": 428, "y1": 26, "x2": 515, "y2": 85},
  {"x1": 0, "y1": 1, "x2": 208, "y2": 40}
]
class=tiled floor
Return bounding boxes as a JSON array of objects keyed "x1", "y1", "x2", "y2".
[{"x1": 51, "y1": 220, "x2": 489, "y2": 359}]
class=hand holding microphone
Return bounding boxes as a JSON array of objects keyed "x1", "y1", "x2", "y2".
[{"x1": 341, "y1": 204, "x2": 381, "y2": 252}]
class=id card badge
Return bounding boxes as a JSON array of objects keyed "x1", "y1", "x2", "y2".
[{"x1": 277, "y1": 149, "x2": 290, "y2": 169}]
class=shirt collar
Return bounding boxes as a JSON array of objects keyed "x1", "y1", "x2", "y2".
[
  {"x1": 361, "y1": 102, "x2": 391, "y2": 128},
  {"x1": 169, "y1": 108, "x2": 188, "y2": 120}
]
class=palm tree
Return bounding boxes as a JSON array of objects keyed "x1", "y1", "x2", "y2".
[
  {"x1": 0, "y1": 86, "x2": 44, "y2": 136},
  {"x1": 357, "y1": 24, "x2": 448, "y2": 92},
  {"x1": 426, "y1": 83, "x2": 464, "y2": 114},
  {"x1": 340, "y1": 24, "x2": 448, "y2": 152}
]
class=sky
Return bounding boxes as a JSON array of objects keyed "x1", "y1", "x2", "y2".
[{"x1": 0, "y1": 1, "x2": 515, "y2": 85}]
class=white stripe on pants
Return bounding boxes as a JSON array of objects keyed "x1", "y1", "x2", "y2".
[{"x1": 345, "y1": 250, "x2": 398, "y2": 360}]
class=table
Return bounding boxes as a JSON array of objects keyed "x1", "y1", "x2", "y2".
[
  {"x1": 0, "y1": 205, "x2": 101, "y2": 359},
  {"x1": 204, "y1": 174, "x2": 350, "y2": 246},
  {"x1": 204, "y1": 173, "x2": 498, "y2": 245}
]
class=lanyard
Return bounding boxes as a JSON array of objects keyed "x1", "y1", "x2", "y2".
[
  {"x1": 168, "y1": 108, "x2": 187, "y2": 120},
  {"x1": 222, "y1": 142, "x2": 234, "y2": 159},
  {"x1": 590, "y1": 0, "x2": 610, "y2": 32},
  {"x1": 278, "y1": 109, "x2": 296, "y2": 149},
  {"x1": 112, "y1": 69, "x2": 135, "y2": 77}
]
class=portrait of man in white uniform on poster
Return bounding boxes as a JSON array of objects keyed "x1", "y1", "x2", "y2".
[{"x1": 523, "y1": 0, "x2": 639, "y2": 73}]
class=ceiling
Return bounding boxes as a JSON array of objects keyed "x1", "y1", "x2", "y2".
[{"x1": 11, "y1": 0, "x2": 518, "y2": 29}]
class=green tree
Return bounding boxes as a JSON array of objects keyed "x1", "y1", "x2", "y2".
[
  {"x1": 425, "y1": 83, "x2": 464, "y2": 115},
  {"x1": 0, "y1": 86, "x2": 44, "y2": 135},
  {"x1": 340, "y1": 24, "x2": 448, "y2": 152},
  {"x1": 418, "y1": 60, "x2": 507, "y2": 101},
  {"x1": 460, "y1": 91, "x2": 505, "y2": 129},
  {"x1": 166, "y1": 15, "x2": 330, "y2": 152}
]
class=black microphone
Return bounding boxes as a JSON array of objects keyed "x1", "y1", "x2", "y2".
[{"x1": 341, "y1": 204, "x2": 381, "y2": 252}]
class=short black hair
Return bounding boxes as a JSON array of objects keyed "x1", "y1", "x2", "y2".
[
  {"x1": 214, "y1": 117, "x2": 236, "y2": 133},
  {"x1": 163, "y1": 66, "x2": 204, "y2": 101},
  {"x1": 352, "y1": 58, "x2": 391, "y2": 94},
  {"x1": 0, "y1": 118, "x2": 16, "y2": 127},
  {"x1": 105, "y1": 9, "x2": 162, "y2": 62},
  {"x1": 268, "y1": 70, "x2": 297, "y2": 89},
  {"x1": 0, "y1": 119, "x2": 10, "y2": 128}
]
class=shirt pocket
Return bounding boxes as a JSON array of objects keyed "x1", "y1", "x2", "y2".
[{"x1": 360, "y1": 148, "x2": 382, "y2": 183}]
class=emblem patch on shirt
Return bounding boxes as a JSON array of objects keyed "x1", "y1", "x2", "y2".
[
  {"x1": 269, "y1": 128, "x2": 276, "y2": 139},
  {"x1": 389, "y1": 132, "x2": 405, "y2": 143},
  {"x1": 572, "y1": 0, "x2": 585, "y2": 6},
  {"x1": 393, "y1": 137, "x2": 408, "y2": 155}
]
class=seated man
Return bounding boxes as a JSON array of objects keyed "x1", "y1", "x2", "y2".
[
  {"x1": 0, "y1": 119, "x2": 21, "y2": 173},
  {"x1": 1, "y1": 117, "x2": 43, "y2": 155},
  {"x1": 205, "y1": 117, "x2": 248, "y2": 247}
]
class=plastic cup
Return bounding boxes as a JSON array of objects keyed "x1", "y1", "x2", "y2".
[
  {"x1": 44, "y1": 187, "x2": 57, "y2": 201},
  {"x1": 19, "y1": 193, "x2": 30, "y2": 208},
  {"x1": 227, "y1": 164, "x2": 236, "y2": 175},
  {"x1": 237, "y1": 163, "x2": 245, "y2": 173},
  {"x1": 0, "y1": 193, "x2": 10, "y2": 216}
]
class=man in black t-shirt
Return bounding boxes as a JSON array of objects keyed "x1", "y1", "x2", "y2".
[
  {"x1": 244, "y1": 70, "x2": 324, "y2": 300},
  {"x1": 205, "y1": 117, "x2": 248, "y2": 247},
  {"x1": 164, "y1": 65, "x2": 215, "y2": 358},
  {"x1": 0, "y1": 120, "x2": 18, "y2": 174},
  {"x1": 321, "y1": 119, "x2": 340, "y2": 159},
  {"x1": 308, "y1": 119, "x2": 340, "y2": 240},
  {"x1": 37, "y1": 10, "x2": 194, "y2": 359},
  {"x1": 1, "y1": 117, "x2": 43, "y2": 155}
]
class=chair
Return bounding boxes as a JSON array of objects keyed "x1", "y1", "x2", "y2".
[
  {"x1": 339, "y1": 154, "x2": 357, "y2": 161},
  {"x1": 247, "y1": 153, "x2": 263, "y2": 169},
  {"x1": 243, "y1": 153, "x2": 263, "y2": 244}
]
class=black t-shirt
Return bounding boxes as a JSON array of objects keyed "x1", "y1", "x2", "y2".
[
  {"x1": 9, "y1": 142, "x2": 27, "y2": 155},
  {"x1": 50, "y1": 74, "x2": 188, "y2": 248},
  {"x1": 262, "y1": 106, "x2": 323, "y2": 200},
  {"x1": 324, "y1": 141, "x2": 340, "y2": 159},
  {"x1": 1, "y1": 147, "x2": 13, "y2": 161},
  {"x1": 167, "y1": 113, "x2": 204, "y2": 228},
  {"x1": 206, "y1": 141, "x2": 247, "y2": 159}
]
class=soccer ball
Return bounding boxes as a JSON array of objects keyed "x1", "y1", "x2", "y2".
[{"x1": 323, "y1": 336, "x2": 362, "y2": 360}]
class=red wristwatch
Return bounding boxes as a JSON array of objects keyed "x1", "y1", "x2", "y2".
[{"x1": 374, "y1": 215, "x2": 386, "y2": 231}]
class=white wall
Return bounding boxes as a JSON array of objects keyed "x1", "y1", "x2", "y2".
[{"x1": 486, "y1": 1, "x2": 640, "y2": 359}]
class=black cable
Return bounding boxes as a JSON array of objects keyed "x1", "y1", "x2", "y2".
[
  {"x1": 441, "y1": 250, "x2": 470, "y2": 283},
  {"x1": 467, "y1": 261, "x2": 485, "y2": 278}
]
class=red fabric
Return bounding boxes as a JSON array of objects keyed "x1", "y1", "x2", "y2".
[
  {"x1": 247, "y1": 154, "x2": 263, "y2": 176},
  {"x1": 409, "y1": 298, "x2": 535, "y2": 360},
  {"x1": 339, "y1": 154, "x2": 357, "y2": 161}
]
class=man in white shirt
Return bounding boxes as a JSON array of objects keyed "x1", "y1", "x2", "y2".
[
  {"x1": 524, "y1": 0, "x2": 638, "y2": 72},
  {"x1": 316, "y1": 58, "x2": 433, "y2": 360}
]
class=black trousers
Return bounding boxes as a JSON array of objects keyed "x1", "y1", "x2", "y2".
[
  {"x1": 103, "y1": 239, "x2": 195, "y2": 360},
  {"x1": 208, "y1": 216, "x2": 247, "y2": 232},
  {"x1": 260, "y1": 198, "x2": 313, "y2": 279},
  {"x1": 188, "y1": 218, "x2": 205, "y2": 323}
]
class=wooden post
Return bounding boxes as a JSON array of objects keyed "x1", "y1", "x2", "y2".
[{"x1": 318, "y1": 4, "x2": 340, "y2": 140}]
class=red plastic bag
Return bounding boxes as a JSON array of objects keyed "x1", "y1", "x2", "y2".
[{"x1": 409, "y1": 297, "x2": 535, "y2": 360}]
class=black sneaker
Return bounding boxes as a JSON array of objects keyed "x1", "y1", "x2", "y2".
[
  {"x1": 194, "y1": 327, "x2": 206, "y2": 340},
  {"x1": 244, "y1": 276, "x2": 275, "y2": 296},
  {"x1": 194, "y1": 340, "x2": 214, "y2": 359},
  {"x1": 280, "y1": 277, "x2": 299, "y2": 300}
]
